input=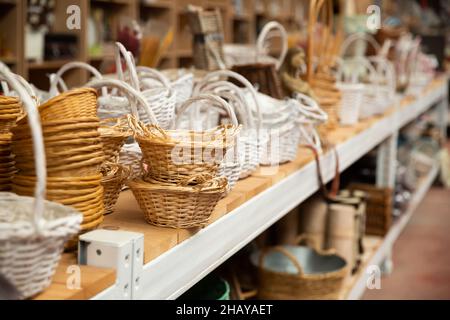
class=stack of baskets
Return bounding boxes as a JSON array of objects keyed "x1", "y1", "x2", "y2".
[
  {"x1": 0, "y1": 95, "x2": 22, "y2": 191},
  {"x1": 127, "y1": 94, "x2": 239, "y2": 228},
  {"x1": 0, "y1": 64, "x2": 82, "y2": 299},
  {"x1": 10, "y1": 88, "x2": 105, "y2": 244}
]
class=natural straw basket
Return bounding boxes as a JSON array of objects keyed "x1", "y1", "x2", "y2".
[
  {"x1": 176, "y1": 84, "x2": 242, "y2": 191},
  {"x1": 251, "y1": 235, "x2": 347, "y2": 300},
  {"x1": 87, "y1": 78, "x2": 159, "y2": 178},
  {"x1": 37, "y1": 87, "x2": 98, "y2": 121},
  {"x1": 129, "y1": 94, "x2": 241, "y2": 184},
  {"x1": 99, "y1": 118, "x2": 131, "y2": 163},
  {"x1": 128, "y1": 173, "x2": 227, "y2": 228},
  {"x1": 0, "y1": 64, "x2": 82, "y2": 299},
  {"x1": 101, "y1": 162, "x2": 130, "y2": 215},
  {"x1": 194, "y1": 70, "x2": 264, "y2": 178}
]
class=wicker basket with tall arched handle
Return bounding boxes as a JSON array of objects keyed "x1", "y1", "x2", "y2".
[
  {"x1": 88, "y1": 78, "x2": 158, "y2": 179},
  {"x1": 0, "y1": 64, "x2": 82, "y2": 299},
  {"x1": 129, "y1": 94, "x2": 240, "y2": 184}
]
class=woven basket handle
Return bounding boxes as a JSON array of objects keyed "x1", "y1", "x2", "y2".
[
  {"x1": 48, "y1": 61, "x2": 105, "y2": 97},
  {"x1": 295, "y1": 234, "x2": 337, "y2": 256},
  {"x1": 115, "y1": 42, "x2": 140, "y2": 91},
  {"x1": 198, "y1": 70, "x2": 262, "y2": 132},
  {"x1": 196, "y1": 80, "x2": 253, "y2": 129},
  {"x1": 174, "y1": 94, "x2": 238, "y2": 128},
  {"x1": 294, "y1": 92, "x2": 328, "y2": 123},
  {"x1": 256, "y1": 21, "x2": 288, "y2": 70},
  {"x1": 340, "y1": 33, "x2": 381, "y2": 58},
  {"x1": 136, "y1": 66, "x2": 172, "y2": 89},
  {"x1": 87, "y1": 78, "x2": 158, "y2": 124},
  {"x1": 259, "y1": 246, "x2": 304, "y2": 276},
  {"x1": 0, "y1": 64, "x2": 46, "y2": 233}
]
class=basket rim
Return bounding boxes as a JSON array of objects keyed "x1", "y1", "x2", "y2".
[{"x1": 0, "y1": 192, "x2": 82, "y2": 240}]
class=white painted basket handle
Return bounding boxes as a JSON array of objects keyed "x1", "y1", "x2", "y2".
[
  {"x1": 136, "y1": 66, "x2": 172, "y2": 89},
  {"x1": 256, "y1": 21, "x2": 288, "y2": 70},
  {"x1": 294, "y1": 92, "x2": 328, "y2": 123},
  {"x1": 0, "y1": 65, "x2": 46, "y2": 233},
  {"x1": 87, "y1": 78, "x2": 158, "y2": 125},
  {"x1": 197, "y1": 80, "x2": 253, "y2": 129},
  {"x1": 197, "y1": 70, "x2": 262, "y2": 132},
  {"x1": 48, "y1": 61, "x2": 106, "y2": 98},
  {"x1": 175, "y1": 94, "x2": 238, "y2": 128},
  {"x1": 115, "y1": 42, "x2": 140, "y2": 91},
  {"x1": 340, "y1": 32, "x2": 381, "y2": 58}
]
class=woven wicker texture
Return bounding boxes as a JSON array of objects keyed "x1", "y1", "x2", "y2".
[
  {"x1": 348, "y1": 183, "x2": 393, "y2": 236},
  {"x1": 251, "y1": 235, "x2": 348, "y2": 300},
  {"x1": 128, "y1": 174, "x2": 227, "y2": 228},
  {"x1": 0, "y1": 65, "x2": 82, "y2": 299},
  {"x1": 100, "y1": 118, "x2": 131, "y2": 163},
  {"x1": 10, "y1": 87, "x2": 104, "y2": 232},
  {"x1": 129, "y1": 94, "x2": 240, "y2": 184},
  {"x1": 101, "y1": 162, "x2": 130, "y2": 215}
]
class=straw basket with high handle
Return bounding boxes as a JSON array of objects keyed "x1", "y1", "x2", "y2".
[
  {"x1": 307, "y1": 0, "x2": 342, "y2": 131},
  {"x1": 251, "y1": 235, "x2": 348, "y2": 300},
  {"x1": 87, "y1": 78, "x2": 159, "y2": 179},
  {"x1": 0, "y1": 64, "x2": 82, "y2": 299},
  {"x1": 194, "y1": 70, "x2": 263, "y2": 179},
  {"x1": 223, "y1": 21, "x2": 288, "y2": 70},
  {"x1": 184, "y1": 82, "x2": 242, "y2": 190},
  {"x1": 116, "y1": 42, "x2": 176, "y2": 129},
  {"x1": 129, "y1": 173, "x2": 227, "y2": 228},
  {"x1": 128, "y1": 94, "x2": 240, "y2": 184}
]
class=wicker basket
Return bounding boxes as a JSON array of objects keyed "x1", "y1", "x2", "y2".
[
  {"x1": 348, "y1": 183, "x2": 392, "y2": 236},
  {"x1": 128, "y1": 173, "x2": 227, "y2": 228},
  {"x1": 339, "y1": 33, "x2": 396, "y2": 118},
  {"x1": 0, "y1": 64, "x2": 82, "y2": 299},
  {"x1": 193, "y1": 70, "x2": 265, "y2": 180},
  {"x1": 251, "y1": 235, "x2": 347, "y2": 300},
  {"x1": 88, "y1": 78, "x2": 158, "y2": 179},
  {"x1": 135, "y1": 66, "x2": 177, "y2": 129},
  {"x1": 48, "y1": 61, "x2": 104, "y2": 98},
  {"x1": 129, "y1": 94, "x2": 240, "y2": 184},
  {"x1": 223, "y1": 21, "x2": 288, "y2": 70},
  {"x1": 187, "y1": 6, "x2": 226, "y2": 71},
  {"x1": 99, "y1": 118, "x2": 132, "y2": 163},
  {"x1": 231, "y1": 63, "x2": 284, "y2": 99},
  {"x1": 101, "y1": 162, "x2": 130, "y2": 215}
]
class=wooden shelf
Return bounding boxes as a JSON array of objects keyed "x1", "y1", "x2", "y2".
[
  {"x1": 141, "y1": 0, "x2": 173, "y2": 9},
  {"x1": 27, "y1": 60, "x2": 73, "y2": 70},
  {"x1": 0, "y1": 56, "x2": 16, "y2": 64}
]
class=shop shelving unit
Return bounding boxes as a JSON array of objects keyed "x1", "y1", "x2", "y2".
[
  {"x1": 31, "y1": 77, "x2": 447, "y2": 300},
  {"x1": 0, "y1": 0, "x2": 306, "y2": 88}
]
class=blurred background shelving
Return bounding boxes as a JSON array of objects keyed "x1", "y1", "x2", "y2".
[{"x1": 0, "y1": 0, "x2": 307, "y2": 90}]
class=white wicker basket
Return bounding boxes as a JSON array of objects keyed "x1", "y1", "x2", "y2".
[
  {"x1": 174, "y1": 94, "x2": 241, "y2": 191},
  {"x1": 115, "y1": 43, "x2": 176, "y2": 129},
  {"x1": 340, "y1": 33, "x2": 396, "y2": 119},
  {"x1": 223, "y1": 21, "x2": 288, "y2": 70},
  {"x1": 0, "y1": 65, "x2": 82, "y2": 299}
]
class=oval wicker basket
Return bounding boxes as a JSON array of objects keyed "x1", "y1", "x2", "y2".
[{"x1": 128, "y1": 173, "x2": 227, "y2": 228}]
